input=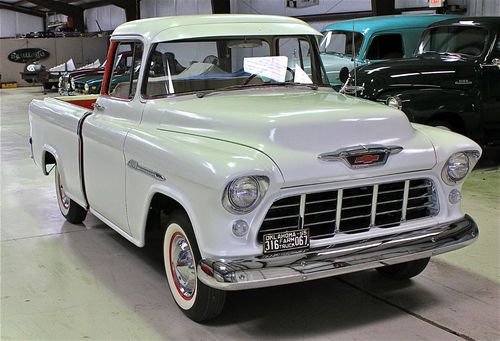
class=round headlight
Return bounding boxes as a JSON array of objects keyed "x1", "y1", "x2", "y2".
[
  {"x1": 70, "y1": 78, "x2": 75, "y2": 90},
  {"x1": 228, "y1": 176, "x2": 259, "y2": 209},
  {"x1": 84, "y1": 83, "x2": 89, "y2": 91},
  {"x1": 386, "y1": 96, "x2": 402, "y2": 110},
  {"x1": 223, "y1": 176, "x2": 269, "y2": 214},
  {"x1": 443, "y1": 152, "x2": 469, "y2": 184}
]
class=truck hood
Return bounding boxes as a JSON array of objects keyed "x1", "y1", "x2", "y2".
[
  {"x1": 354, "y1": 53, "x2": 476, "y2": 99},
  {"x1": 157, "y1": 88, "x2": 437, "y2": 186}
]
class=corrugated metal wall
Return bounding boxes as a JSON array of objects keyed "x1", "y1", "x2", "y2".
[
  {"x1": 0, "y1": 9, "x2": 43, "y2": 38},
  {"x1": 467, "y1": 0, "x2": 500, "y2": 16},
  {"x1": 84, "y1": 5, "x2": 126, "y2": 32},
  {"x1": 140, "y1": 0, "x2": 212, "y2": 18}
]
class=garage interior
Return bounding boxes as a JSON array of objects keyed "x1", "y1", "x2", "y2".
[{"x1": 1, "y1": 0, "x2": 499, "y2": 340}]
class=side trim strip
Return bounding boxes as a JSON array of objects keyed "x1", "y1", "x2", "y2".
[{"x1": 127, "y1": 159, "x2": 166, "y2": 181}]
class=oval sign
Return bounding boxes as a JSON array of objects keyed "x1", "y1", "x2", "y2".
[{"x1": 8, "y1": 48, "x2": 50, "y2": 63}]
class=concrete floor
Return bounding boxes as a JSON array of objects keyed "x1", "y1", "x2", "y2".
[{"x1": 1, "y1": 87, "x2": 499, "y2": 340}]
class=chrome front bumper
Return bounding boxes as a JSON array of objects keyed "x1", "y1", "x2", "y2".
[{"x1": 198, "y1": 215, "x2": 478, "y2": 291}]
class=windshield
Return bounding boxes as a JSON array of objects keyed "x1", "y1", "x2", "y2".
[
  {"x1": 417, "y1": 25, "x2": 489, "y2": 57},
  {"x1": 142, "y1": 36, "x2": 329, "y2": 98},
  {"x1": 319, "y1": 30, "x2": 363, "y2": 57}
]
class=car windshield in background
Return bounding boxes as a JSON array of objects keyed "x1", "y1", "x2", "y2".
[
  {"x1": 143, "y1": 36, "x2": 329, "y2": 98},
  {"x1": 319, "y1": 30, "x2": 364, "y2": 57},
  {"x1": 417, "y1": 25, "x2": 489, "y2": 57}
]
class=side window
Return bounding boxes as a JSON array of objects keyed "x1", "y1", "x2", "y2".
[
  {"x1": 366, "y1": 34, "x2": 404, "y2": 60},
  {"x1": 491, "y1": 38, "x2": 500, "y2": 60},
  {"x1": 108, "y1": 41, "x2": 143, "y2": 99}
]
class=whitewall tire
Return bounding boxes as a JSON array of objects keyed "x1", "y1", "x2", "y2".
[
  {"x1": 55, "y1": 166, "x2": 87, "y2": 224},
  {"x1": 163, "y1": 211, "x2": 226, "y2": 321}
]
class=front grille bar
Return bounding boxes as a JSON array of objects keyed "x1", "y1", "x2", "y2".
[
  {"x1": 370, "y1": 184, "x2": 379, "y2": 227},
  {"x1": 335, "y1": 189, "x2": 343, "y2": 233},
  {"x1": 258, "y1": 179, "x2": 437, "y2": 242}
]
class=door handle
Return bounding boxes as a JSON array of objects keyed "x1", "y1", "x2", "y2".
[{"x1": 92, "y1": 103, "x2": 105, "y2": 111}]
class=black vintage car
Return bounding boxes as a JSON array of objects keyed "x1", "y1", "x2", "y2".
[{"x1": 343, "y1": 17, "x2": 500, "y2": 146}]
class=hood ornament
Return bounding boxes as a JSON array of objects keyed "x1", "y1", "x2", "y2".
[{"x1": 318, "y1": 144, "x2": 403, "y2": 169}]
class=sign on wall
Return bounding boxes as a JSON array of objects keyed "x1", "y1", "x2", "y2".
[
  {"x1": 7, "y1": 48, "x2": 50, "y2": 63},
  {"x1": 286, "y1": 0, "x2": 319, "y2": 9},
  {"x1": 428, "y1": 0, "x2": 444, "y2": 7}
]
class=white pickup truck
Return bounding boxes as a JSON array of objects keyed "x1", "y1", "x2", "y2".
[{"x1": 29, "y1": 15, "x2": 481, "y2": 321}]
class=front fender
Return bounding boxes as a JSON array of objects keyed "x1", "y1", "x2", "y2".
[
  {"x1": 124, "y1": 128, "x2": 284, "y2": 258},
  {"x1": 379, "y1": 88, "x2": 479, "y2": 134}
]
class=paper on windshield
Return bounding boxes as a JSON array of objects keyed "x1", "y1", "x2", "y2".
[
  {"x1": 243, "y1": 56, "x2": 288, "y2": 83},
  {"x1": 294, "y1": 64, "x2": 313, "y2": 84}
]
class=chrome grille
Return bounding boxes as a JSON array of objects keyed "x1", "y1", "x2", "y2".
[{"x1": 258, "y1": 179, "x2": 438, "y2": 242}]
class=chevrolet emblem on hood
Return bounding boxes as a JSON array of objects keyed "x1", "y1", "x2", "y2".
[{"x1": 318, "y1": 145, "x2": 403, "y2": 169}]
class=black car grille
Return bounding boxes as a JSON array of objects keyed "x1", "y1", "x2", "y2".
[{"x1": 258, "y1": 179, "x2": 438, "y2": 242}]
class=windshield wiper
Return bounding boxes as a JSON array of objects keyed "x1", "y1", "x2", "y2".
[{"x1": 196, "y1": 82, "x2": 318, "y2": 98}]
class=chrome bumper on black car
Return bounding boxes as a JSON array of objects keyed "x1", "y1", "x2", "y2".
[{"x1": 198, "y1": 215, "x2": 478, "y2": 290}]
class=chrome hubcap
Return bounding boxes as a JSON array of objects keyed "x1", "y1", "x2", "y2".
[
  {"x1": 170, "y1": 233, "x2": 196, "y2": 299},
  {"x1": 57, "y1": 173, "x2": 70, "y2": 209}
]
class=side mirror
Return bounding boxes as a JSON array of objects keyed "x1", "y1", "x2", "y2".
[{"x1": 339, "y1": 66, "x2": 350, "y2": 84}]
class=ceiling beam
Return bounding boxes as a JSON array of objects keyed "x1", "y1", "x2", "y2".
[
  {"x1": 0, "y1": 1, "x2": 45, "y2": 17},
  {"x1": 24, "y1": 0, "x2": 84, "y2": 31},
  {"x1": 79, "y1": 0, "x2": 110, "y2": 10}
]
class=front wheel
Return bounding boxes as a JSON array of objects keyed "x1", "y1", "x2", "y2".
[
  {"x1": 163, "y1": 211, "x2": 226, "y2": 321},
  {"x1": 55, "y1": 166, "x2": 87, "y2": 224},
  {"x1": 376, "y1": 257, "x2": 430, "y2": 280}
]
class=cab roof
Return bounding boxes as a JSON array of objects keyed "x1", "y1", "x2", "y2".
[
  {"x1": 322, "y1": 14, "x2": 457, "y2": 35},
  {"x1": 428, "y1": 16, "x2": 500, "y2": 28},
  {"x1": 112, "y1": 14, "x2": 321, "y2": 43}
]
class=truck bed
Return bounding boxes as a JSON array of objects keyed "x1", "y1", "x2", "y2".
[{"x1": 29, "y1": 95, "x2": 98, "y2": 208}]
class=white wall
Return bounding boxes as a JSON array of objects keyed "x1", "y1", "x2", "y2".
[
  {"x1": 84, "y1": 5, "x2": 126, "y2": 32},
  {"x1": 0, "y1": 9, "x2": 43, "y2": 38},
  {"x1": 140, "y1": 0, "x2": 212, "y2": 18},
  {"x1": 467, "y1": 0, "x2": 500, "y2": 16},
  {"x1": 230, "y1": 0, "x2": 370, "y2": 16}
]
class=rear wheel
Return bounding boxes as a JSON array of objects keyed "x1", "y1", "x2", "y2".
[
  {"x1": 163, "y1": 211, "x2": 226, "y2": 321},
  {"x1": 376, "y1": 257, "x2": 430, "y2": 280},
  {"x1": 55, "y1": 166, "x2": 87, "y2": 224}
]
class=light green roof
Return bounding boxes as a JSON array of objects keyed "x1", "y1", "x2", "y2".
[{"x1": 112, "y1": 14, "x2": 321, "y2": 43}]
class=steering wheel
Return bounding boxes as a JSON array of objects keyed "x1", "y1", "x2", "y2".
[{"x1": 243, "y1": 67, "x2": 295, "y2": 85}]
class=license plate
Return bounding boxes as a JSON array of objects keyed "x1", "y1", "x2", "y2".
[{"x1": 263, "y1": 229, "x2": 310, "y2": 254}]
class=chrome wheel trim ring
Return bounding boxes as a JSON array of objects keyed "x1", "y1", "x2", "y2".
[
  {"x1": 55, "y1": 168, "x2": 70, "y2": 214},
  {"x1": 170, "y1": 232, "x2": 196, "y2": 300}
]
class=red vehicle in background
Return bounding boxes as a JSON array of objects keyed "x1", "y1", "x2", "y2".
[{"x1": 58, "y1": 59, "x2": 103, "y2": 95}]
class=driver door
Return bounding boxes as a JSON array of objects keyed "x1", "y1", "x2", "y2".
[{"x1": 83, "y1": 40, "x2": 144, "y2": 232}]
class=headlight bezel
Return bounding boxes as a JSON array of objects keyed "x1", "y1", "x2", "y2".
[
  {"x1": 441, "y1": 151, "x2": 480, "y2": 185},
  {"x1": 222, "y1": 176, "x2": 269, "y2": 214},
  {"x1": 385, "y1": 96, "x2": 402, "y2": 110}
]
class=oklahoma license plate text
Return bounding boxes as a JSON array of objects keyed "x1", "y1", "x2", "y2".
[{"x1": 263, "y1": 229, "x2": 310, "y2": 254}]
